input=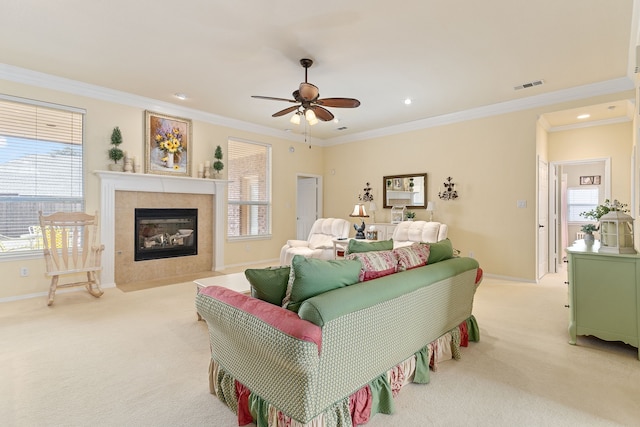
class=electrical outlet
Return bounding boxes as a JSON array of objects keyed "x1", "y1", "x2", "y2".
[
  {"x1": 20, "y1": 267, "x2": 28, "y2": 277},
  {"x1": 469, "y1": 251, "x2": 474, "y2": 259}
]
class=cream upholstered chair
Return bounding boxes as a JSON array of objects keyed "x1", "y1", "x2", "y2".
[
  {"x1": 279, "y1": 218, "x2": 351, "y2": 265},
  {"x1": 39, "y1": 211, "x2": 104, "y2": 306},
  {"x1": 391, "y1": 221, "x2": 448, "y2": 248}
]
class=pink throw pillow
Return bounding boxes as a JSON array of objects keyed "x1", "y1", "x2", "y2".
[
  {"x1": 346, "y1": 250, "x2": 398, "y2": 281},
  {"x1": 394, "y1": 243, "x2": 430, "y2": 271}
]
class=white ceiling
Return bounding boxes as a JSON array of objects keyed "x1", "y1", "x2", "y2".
[{"x1": 1, "y1": 0, "x2": 638, "y2": 143}]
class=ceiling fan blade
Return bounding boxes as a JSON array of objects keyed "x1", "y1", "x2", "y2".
[
  {"x1": 316, "y1": 97, "x2": 361, "y2": 108},
  {"x1": 272, "y1": 105, "x2": 300, "y2": 117},
  {"x1": 299, "y1": 83, "x2": 319, "y2": 101},
  {"x1": 252, "y1": 95, "x2": 297, "y2": 103},
  {"x1": 309, "y1": 105, "x2": 334, "y2": 121}
]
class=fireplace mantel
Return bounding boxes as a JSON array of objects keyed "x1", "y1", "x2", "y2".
[{"x1": 95, "y1": 171, "x2": 227, "y2": 287}]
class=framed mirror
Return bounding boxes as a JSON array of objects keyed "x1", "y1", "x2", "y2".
[{"x1": 383, "y1": 173, "x2": 427, "y2": 209}]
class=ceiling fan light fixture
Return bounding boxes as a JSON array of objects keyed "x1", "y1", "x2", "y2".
[
  {"x1": 252, "y1": 58, "x2": 360, "y2": 125},
  {"x1": 300, "y1": 83, "x2": 319, "y2": 101},
  {"x1": 305, "y1": 108, "x2": 317, "y2": 121}
]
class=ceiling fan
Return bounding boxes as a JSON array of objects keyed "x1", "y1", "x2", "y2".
[{"x1": 251, "y1": 58, "x2": 360, "y2": 125}]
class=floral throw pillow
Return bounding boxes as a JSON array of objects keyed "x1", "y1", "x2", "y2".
[
  {"x1": 346, "y1": 250, "x2": 398, "y2": 281},
  {"x1": 394, "y1": 243, "x2": 430, "y2": 271}
]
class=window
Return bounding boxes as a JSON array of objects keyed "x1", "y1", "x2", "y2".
[
  {"x1": 227, "y1": 138, "x2": 271, "y2": 238},
  {"x1": 0, "y1": 95, "x2": 84, "y2": 257},
  {"x1": 567, "y1": 187, "x2": 599, "y2": 222}
]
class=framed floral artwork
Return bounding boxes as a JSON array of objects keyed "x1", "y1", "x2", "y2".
[{"x1": 145, "y1": 110, "x2": 192, "y2": 176}]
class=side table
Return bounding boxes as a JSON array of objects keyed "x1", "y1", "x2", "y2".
[{"x1": 332, "y1": 238, "x2": 375, "y2": 259}]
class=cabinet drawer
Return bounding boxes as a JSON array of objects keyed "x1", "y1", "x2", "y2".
[{"x1": 573, "y1": 256, "x2": 637, "y2": 338}]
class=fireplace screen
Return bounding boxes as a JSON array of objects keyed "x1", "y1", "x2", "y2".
[{"x1": 135, "y1": 208, "x2": 198, "y2": 261}]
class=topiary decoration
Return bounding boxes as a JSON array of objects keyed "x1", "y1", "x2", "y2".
[
  {"x1": 213, "y1": 145, "x2": 224, "y2": 174},
  {"x1": 108, "y1": 126, "x2": 124, "y2": 164}
]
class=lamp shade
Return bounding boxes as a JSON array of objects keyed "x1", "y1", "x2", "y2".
[
  {"x1": 290, "y1": 113, "x2": 301, "y2": 125},
  {"x1": 426, "y1": 201, "x2": 435, "y2": 211},
  {"x1": 369, "y1": 201, "x2": 377, "y2": 212},
  {"x1": 349, "y1": 204, "x2": 369, "y2": 218}
]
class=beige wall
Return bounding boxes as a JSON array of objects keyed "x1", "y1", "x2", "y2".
[
  {"x1": 323, "y1": 93, "x2": 635, "y2": 281},
  {"x1": 0, "y1": 76, "x2": 635, "y2": 299},
  {"x1": 0, "y1": 79, "x2": 322, "y2": 299},
  {"x1": 324, "y1": 111, "x2": 539, "y2": 280},
  {"x1": 548, "y1": 122, "x2": 633, "y2": 203}
]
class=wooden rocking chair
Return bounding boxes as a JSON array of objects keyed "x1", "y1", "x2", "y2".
[{"x1": 39, "y1": 211, "x2": 105, "y2": 306}]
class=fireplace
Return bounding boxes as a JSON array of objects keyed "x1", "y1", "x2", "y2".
[{"x1": 135, "y1": 208, "x2": 198, "y2": 261}]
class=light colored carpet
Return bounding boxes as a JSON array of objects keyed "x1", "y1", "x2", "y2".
[{"x1": 1, "y1": 272, "x2": 639, "y2": 426}]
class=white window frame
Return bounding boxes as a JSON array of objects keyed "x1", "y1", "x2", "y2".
[
  {"x1": 0, "y1": 94, "x2": 85, "y2": 261},
  {"x1": 226, "y1": 138, "x2": 272, "y2": 240}
]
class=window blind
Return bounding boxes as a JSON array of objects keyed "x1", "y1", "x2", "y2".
[
  {"x1": 227, "y1": 139, "x2": 271, "y2": 238},
  {"x1": 567, "y1": 187, "x2": 598, "y2": 222},
  {"x1": 0, "y1": 96, "x2": 84, "y2": 255}
]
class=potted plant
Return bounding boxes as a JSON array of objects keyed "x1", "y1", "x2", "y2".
[
  {"x1": 213, "y1": 145, "x2": 224, "y2": 176},
  {"x1": 580, "y1": 223, "x2": 598, "y2": 243},
  {"x1": 108, "y1": 126, "x2": 124, "y2": 171},
  {"x1": 405, "y1": 211, "x2": 416, "y2": 221},
  {"x1": 579, "y1": 199, "x2": 629, "y2": 244},
  {"x1": 580, "y1": 199, "x2": 629, "y2": 222}
]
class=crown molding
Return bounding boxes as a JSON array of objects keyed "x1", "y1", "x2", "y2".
[
  {"x1": 0, "y1": 63, "x2": 323, "y2": 147},
  {"x1": 324, "y1": 77, "x2": 635, "y2": 146},
  {"x1": 1, "y1": 63, "x2": 633, "y2": 148},
  {"x1": 548, "y1": 116, "x2": 632, "y2": 133}
]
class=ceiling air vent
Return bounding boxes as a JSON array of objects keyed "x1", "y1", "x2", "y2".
[
  {"x1": 514, "y1": 79, "x2": 544, "y2": 91},
  {"x1": 336, "y1": 126, "x2": 348, "y2": 131}
]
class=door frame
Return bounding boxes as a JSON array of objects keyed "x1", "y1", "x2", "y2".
[
  {"x1": 538, "y1": 157, "x2": 549, "y2": 280},
  {"x1": 548, "y1": 157, "x2": 611, "y2": 272},
  {"x1": 296, "y1": 173, "x2": 323, "y2": 239}
]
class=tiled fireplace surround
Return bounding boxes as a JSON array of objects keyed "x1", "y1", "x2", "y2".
[{"x1": 95, "y1": 171, "x2": 226, "y2": 287}]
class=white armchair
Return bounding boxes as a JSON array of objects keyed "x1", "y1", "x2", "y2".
[
  {"x1": 279, "y1": 218, "x2": 351, "y2": 265},
  {"x1": 391, "y1": 221, "x2": 448, "y2": 248}
]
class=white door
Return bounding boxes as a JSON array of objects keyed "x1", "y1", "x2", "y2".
[
  {"x1": 296, "y1": 177, "x2": 319, "y2": 239},
  {"x1": 538, "y1": 159, "x2": 549, "y2": 279}
]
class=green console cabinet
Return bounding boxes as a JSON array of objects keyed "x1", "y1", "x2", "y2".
[{"x1": 566, "y1": 240, "x2": 640, "y2": 360}]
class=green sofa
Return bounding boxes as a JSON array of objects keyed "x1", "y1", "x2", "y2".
[{"x1": 196, "y1": 248, "x2": 482, "y2": 426}]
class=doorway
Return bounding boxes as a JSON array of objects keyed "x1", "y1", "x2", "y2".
[
  {"x1": 548, "y1": 158, "x2": 611, "y2": 273},
  {"x1": 296, "y1": 174, "x2": 323, "y2": 240}
]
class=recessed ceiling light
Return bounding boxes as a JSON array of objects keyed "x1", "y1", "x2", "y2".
[
  {"x1": 333, "y1": 118, "x2": 340, "y2": 123},
  {"x1": 577, "y1": 114, "x2": 590, "y2": 119},
  {"x1": 404, "y1": 98, "x2": 412, "y2": 105},
  {"x1": 174, "y1": 93, "x2": 187, "y2": 100}
]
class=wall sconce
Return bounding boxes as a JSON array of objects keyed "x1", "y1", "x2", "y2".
[{"x1": 438, "y1": 177, "x2": 458, "y2": 200}]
